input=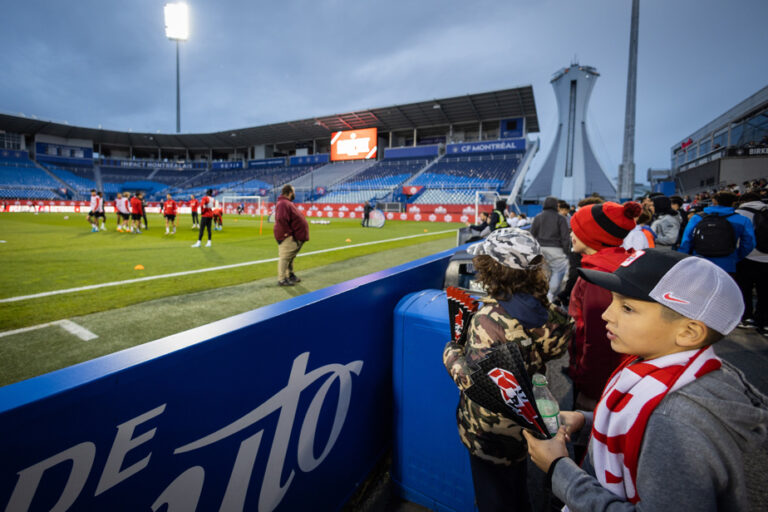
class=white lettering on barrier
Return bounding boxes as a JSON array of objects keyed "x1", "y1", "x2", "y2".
[
  {"x1": 95, "y1": 404, "x2": 166, "y2": 495},
  {"x1": 6, "y1": 353, "x2": 362, "y2": 512},
  {"x1": 7, "y1": 442, "x2": 96, "y2": 512}
]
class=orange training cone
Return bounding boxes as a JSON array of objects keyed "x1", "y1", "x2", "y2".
[
  {"x1": 345, "y1": 238, "x2": 352, "y2": 243},
  {"x1": 134, "y1": 264, "x2": 145, "y2": 270}
]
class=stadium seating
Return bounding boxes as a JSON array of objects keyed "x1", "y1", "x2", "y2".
[
  {"x1": 335, "y1": 158, "x2": 429, "y2": 190},
  {"x1": 314, "y1": 189, "x2": 392, "y2": 204},
  {"x1": 408, "y1": 153, "x2": 520, "y2": 189},
  {"x1": 290, "y1": 160, "x2": 375, "y2": 190},
  {"x1": 0, "y1": 188, "x2": 59, "y2": 200},
  {"x1": 0, "y1": 165, "x2": 61, "y2": 188},
  {"x1": 47, "y1": 166, "x2": 97, "y2": 195}
]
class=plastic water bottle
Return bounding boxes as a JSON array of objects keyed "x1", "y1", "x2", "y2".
[{"x1": 532, "y1": 373, "x2": 560, "y2": 437}]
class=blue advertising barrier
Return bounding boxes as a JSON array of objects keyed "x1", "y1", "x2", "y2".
[
  {"x1": 446, "y1": 139, "x2": 526, "y2": 155},
  {"x1": 0, "y1": 247, "x2": 457, "y2": 511},
  {"x1": 212, "y1": 161, "x2": 244, "y2": 170},
  {"x1": 384, "y1": 145, "x2": 440, "y2": 159},
  {"x1": 289, "y1": 154, "x2": 329, "y2": 166},
  {"x1": 248, "y1": 157, "x2": 286, "y2": 169}
]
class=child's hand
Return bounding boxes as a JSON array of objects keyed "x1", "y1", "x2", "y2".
[
  {"x1": 559, "y1": 411, "x2": 585, "y2": 435},
  {"x1": 522, "y1": 426, "x2": 569, "y2": 472}
]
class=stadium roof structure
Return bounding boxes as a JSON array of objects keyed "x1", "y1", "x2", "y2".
[{"x1": 0, "y1": 86, "x2": 538, "y2": 150}]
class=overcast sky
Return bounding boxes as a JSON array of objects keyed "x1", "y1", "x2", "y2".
[{"x1": 1, "y1": 0, "x2": 767, "y2": 184}]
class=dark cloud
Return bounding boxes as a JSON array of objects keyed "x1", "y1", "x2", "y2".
[{"x1": 0, "y1": 0, "x2": 766, "y2": 182}]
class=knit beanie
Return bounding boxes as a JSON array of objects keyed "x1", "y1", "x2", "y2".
[
  {"x1": 652, "y1": 195, "x2": 673, "y2": 215},
  {"x1": 571, "y1": 201, "x2": 641, "y2": 250}
]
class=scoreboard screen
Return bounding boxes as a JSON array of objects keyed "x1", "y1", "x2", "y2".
[{"x1": 330, "y1": 128, "x2": 378, "y2": 161}]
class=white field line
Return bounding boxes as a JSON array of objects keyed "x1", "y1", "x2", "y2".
[
  {"x1": 0, "y1": 229, "x2": 456, "y2": 304},
  {"x1": 0, "y1": 319, "x2": 98, "y2": 341}
]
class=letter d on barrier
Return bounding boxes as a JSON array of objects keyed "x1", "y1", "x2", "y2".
[{"x1": 6, "y1": 442, "x2": 96, "y2": 512}]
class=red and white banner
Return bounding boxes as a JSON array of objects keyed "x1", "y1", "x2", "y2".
[
  {"x1": 1, "y1": 200, "x2": 478, "y2": 223},
  {"x1": 402, "y1": 185, "x2": 424, "y2": 196}
]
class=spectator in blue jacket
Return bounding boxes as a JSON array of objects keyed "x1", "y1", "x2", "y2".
[{"x1": 678, "y1": 191, "x2": 755, "y2": 274}]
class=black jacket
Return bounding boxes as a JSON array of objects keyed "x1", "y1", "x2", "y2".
[{"x1": 530, "y1": 197, "x2": 570, "y2": 251}]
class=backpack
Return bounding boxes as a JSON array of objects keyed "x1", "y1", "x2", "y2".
[
  {"x1": 741, "y1": 206, "x2": 768, "y2": 253},
  {"x1": 691, "y1": 213, "x2": 736, "y2": 257}
]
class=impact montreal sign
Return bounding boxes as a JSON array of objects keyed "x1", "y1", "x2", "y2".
[{"x1": 4, "y1": 353, "x2": 363, "y2": 512}]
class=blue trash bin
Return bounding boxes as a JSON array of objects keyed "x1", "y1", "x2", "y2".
[{"x1": 392, "y1": 289, "x2": 477, "y2": 512}]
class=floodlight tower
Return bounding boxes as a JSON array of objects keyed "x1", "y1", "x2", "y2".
[
  {"x1": 618, "y1": 0, "x2": 639, "y2": 200},
  {"x1": 164, "y1": 3, "x2": 189, "y2": 133}
]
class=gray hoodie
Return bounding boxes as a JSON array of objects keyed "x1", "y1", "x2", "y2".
[
  {"x1": 650, "y1": 213, "x2": 682, "y2": 247},
  {"x1": 552, "y1": 361, "x2": 768, "y2": 511}
]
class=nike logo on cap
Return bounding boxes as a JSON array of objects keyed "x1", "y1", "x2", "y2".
[{"x1": 663, "y1": 292, "x2": 689, "y2": 304}]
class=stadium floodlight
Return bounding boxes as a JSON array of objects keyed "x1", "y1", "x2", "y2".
[{"x1": 164, "y1": 3, "x2": 189, "y2": 133}]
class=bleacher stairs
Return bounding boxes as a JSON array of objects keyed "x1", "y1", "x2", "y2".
[
  {"x1": 402, "y1": 154, "x2": 444, "y2": 186},
  {"x1": 34, "y1": 160, "x2": 77, "y2": 198},
  {"x1": 289, "y1": 160, "x2": 375, "y2": 190}
]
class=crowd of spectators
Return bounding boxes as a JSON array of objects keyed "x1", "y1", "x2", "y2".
[{"x1": 444, "y1": 179, "x2": 768, "y2": 511}]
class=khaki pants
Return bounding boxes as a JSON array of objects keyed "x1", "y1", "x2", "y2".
[{"x1": 278, "y1": 236, "x2": 302, "y2": 280}]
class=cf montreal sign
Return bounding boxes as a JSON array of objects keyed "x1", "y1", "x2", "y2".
[{"x1": 2, "y1": 353, "x2": 363, "y2": 512}]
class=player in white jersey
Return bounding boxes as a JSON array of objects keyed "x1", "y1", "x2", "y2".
[
  {"x1": 96, "y1": 191, "x2": 106, "y2": 230},
  {"x1": 87, "y1": 190, "x2": 100, "y2": 232},
  {"x1": 116, "y1": 192, "x2": 132, "y2": 232}
]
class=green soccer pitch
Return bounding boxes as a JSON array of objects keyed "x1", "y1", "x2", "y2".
[{"x1": 0, "y1": 212, "x2": 462, "y2": 385}]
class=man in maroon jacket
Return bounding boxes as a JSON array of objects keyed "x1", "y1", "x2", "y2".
[{"x1": 274, "y1": 184, "x2": 309, "y2": 286}]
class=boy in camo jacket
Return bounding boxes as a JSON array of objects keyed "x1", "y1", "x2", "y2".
[{"x1": 443, "y1": 228, "x2": 573, "y2": 512}]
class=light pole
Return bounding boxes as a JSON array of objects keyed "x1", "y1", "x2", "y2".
[{"x1": 164, "y1": 3, "x2": 189, "y2": 133}]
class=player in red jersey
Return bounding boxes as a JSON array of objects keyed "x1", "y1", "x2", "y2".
[
  {"x1": 163, "y1": 194, "x2": 178, "y2": 235},
  {"x1": 189, "y1": 195, "x2": 199, "y2": 228},
  {"x1": 191, "y1": 189, "x2": 214, "y2": 247},
  {"x1": 213, "y1": 204, "x2": 223, "y2": 231},
  {"x1": 130, "y1": 192, "x2": 143, "y2": 234}
]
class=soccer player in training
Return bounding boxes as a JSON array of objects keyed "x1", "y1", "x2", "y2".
[
  {"x1": 130, "y1": 192, "x2": 143, "y2": 234},
  {"x1": 116, "y1": 192, "x2": 131, "y2": 232},
  {"x1": 213, "y1": 204, "x2": 223, "y2": 231},
  {"x1": 163, "y1": 194, "x2": 178, "y2": 235},
  {"x1": 139, "y1": 192, "x2": 148, "y2": 230},
  {"x1": 95, "y1": 191, "x2": 106, "y2": 231},
  {"x1": 189, "y1": 195, "x2": 199, "y2": 229},
  {"x1": 87, "y1": 189, "x2": 100, "y2": 232},
  {"x1": 191, "y1": 189, "x2": 214, "y2": 247}
]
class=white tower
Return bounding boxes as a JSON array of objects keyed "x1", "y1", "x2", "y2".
[{"x1": 526, "y1": 64, "x2": 615, "y2": 203}]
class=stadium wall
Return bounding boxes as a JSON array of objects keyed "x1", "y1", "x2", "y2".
[{"x1": 0, "y1": 245, "x2": 457, "y2": 511}]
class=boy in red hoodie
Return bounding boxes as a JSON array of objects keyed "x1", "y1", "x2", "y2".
[{"x1": 567, "y1": 201, "x2": 640, "y2": 411}]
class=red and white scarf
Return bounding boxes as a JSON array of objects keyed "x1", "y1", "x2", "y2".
[{"x1": 590, "y1": 346, "x2": 722, "y2": 503}]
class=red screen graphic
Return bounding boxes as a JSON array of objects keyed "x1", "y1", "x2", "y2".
[{"x1": 330, "y1": 128, "x2": 378, "y2": 161}]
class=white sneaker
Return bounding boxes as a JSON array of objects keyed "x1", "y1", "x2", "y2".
[
  {"x1": 165, "y1": 229, "x2": 169, "y2": 235},
  {"x1": 191, "y1": 241, "x2": 201, "y2": 248},
  {"x1": 205, "y1": 240, "x2": 211, "y2": 247}
]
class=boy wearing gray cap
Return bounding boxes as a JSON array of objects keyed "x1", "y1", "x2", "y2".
[{"x1": 523, "y1": 249, "x2": 768, "y2": 511}]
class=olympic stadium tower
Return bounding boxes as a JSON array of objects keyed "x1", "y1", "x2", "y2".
[{"x1": 526, "y1": 64, "x2": 616, "y2": 203}]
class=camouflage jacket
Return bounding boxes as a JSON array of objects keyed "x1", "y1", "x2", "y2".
[{"x1": 443, "y1": 298, "x2": 573, "y2": 465}]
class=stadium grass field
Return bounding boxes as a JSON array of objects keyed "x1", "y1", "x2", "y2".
[{"x1": 0, "y1": 212, "x2": 462, "y2": 386}]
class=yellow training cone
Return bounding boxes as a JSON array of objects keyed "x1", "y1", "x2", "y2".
[
  {"x1": 345, "y1": 238, "x2": 352, "y2": 242},
  {"x1": 423, "y1": 229, "x2": 428, "y2": 232},
  {"x1": 134, "y1": 264, "x2": 145, "y2": 270}
]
